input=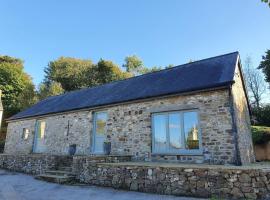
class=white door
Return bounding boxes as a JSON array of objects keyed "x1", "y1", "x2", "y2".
[
  {"x1": 33, "y1": 120, "x2": 47, "y2": 153},
  {"x1": 93, "y1": 112, "x2": 107, "y2": 154}
]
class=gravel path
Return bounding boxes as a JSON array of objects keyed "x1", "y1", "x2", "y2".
[{"x1": 0, "y1": 170, "x2": 206, "y2": 200}]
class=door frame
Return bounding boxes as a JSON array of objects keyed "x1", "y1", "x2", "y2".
[{"x1": 91, "y1": 111, "x2": 107, "y2": 154}]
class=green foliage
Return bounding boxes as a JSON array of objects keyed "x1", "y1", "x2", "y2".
[
  {"x1": 258, "y1": 50, "x2": 270, "y2": 86},
  {"x1": 45, "y1": 57, "x2": 94, "y2": 91},
  {"x1": 261, "y1": 0, "x2": 270, "y2": 7},
  {"x1": 252, "y1": 105, "x2": 270, "y2": 126},
  {"x1": 40, "y1": 57, "x2": 132, "y2": 100},
  {"x1": 123, "y1": 55, "x2": 163, "y2": 75},
  {"x1": 0, "y1": 56, "x2": 36, "y2": 118},
  {"x1": 37, "y1": 82, "x2": 64, "y2": 100},
  {"x1": 90, "y1": 59, "x2": 132, "y2": 86},
  {"x1": 122, "y1": 55, "x2": 144, "y2": 75},
  {"x1": 252, "y1": 126, "x2": 270, "y2": 144}
]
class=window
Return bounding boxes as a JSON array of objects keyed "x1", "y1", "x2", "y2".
[
  {"x1": 37, "y1": 121, "x2": 46, "y2": 139},
  {"x1": 22, "y1": 128, "x2": 30, "y2": 140},
  {"x1": 152, "y1": 110, "x2": 201, "y2": 154},
  {"x1": 92, "y1": 111, "x2": 108, "y2": 153}
]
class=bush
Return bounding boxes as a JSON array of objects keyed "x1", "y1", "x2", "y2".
[
  {"x1": 252, "y1": 126, "x2": 270, "y2": 144},
  {"x1": 252, "y1": 105, "x2": 270, "y2": 126}
]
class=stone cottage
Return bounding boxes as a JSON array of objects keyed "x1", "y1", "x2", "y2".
[{"x1": 4, "y1": 52, "x2": 255, "y2": 165}]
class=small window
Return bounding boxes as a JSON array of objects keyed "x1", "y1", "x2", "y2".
[
  {"x1": 22, "y1": 128, "x2": 30, "y2": 140},
  {"x1": 152, "y1": 110, "x2": 201, "y2": 154}
]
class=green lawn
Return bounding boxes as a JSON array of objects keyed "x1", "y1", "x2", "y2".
[{"x1": 252, "y1": 126, "x2": 270, "y2": 144}]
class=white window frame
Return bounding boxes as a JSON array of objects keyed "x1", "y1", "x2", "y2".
[{"x1": 151, "y1": 109, "x2": 203, "y2": 155}]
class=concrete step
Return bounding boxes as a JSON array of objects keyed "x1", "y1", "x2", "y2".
[
  {"x1": 35, "y1": 174, "x2": 75, "y2": 184},
  {"x1": 45, "y1": 170, "x2": 75, "y2": 176}
]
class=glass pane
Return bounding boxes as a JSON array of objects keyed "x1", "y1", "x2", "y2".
[
  {"x1": 169, "y1": 113, "x2": 183, "y2": 150},
  {"x1": 184, "y1": 112, "x2": 199, "y2": 149},
  {"x1": 40, "y1": 121, "x2": 46, "y2": 139},
  {"x1": 96, "y1": 112, "x2": 107, "y2": 135},
  {"x1": 153, "y1": 114, "x2": 167, "y2": 152}
]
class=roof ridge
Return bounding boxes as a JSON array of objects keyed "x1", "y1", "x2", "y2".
[{"x1": 45, "y1": 51, "x2": 239, "y2": 100}]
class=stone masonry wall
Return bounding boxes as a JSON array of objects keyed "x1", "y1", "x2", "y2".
[
  {"x1": 0, "y1": 154, "x2": 59, "y2": 174},
  {"x1": 231, "y1": 63, "x2": 255, "y2": 164},
  {"x1": 78, "y1": 162, "x2": 270, "y2": 199},
  {"x1": 5, "y1": 89, "x2": 239, "y2": 164}
]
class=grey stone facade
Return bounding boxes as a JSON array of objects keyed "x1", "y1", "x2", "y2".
[
  {"x1": 4, "y1": 62, "x2": 255, "y2": 165},
  {"x1": 231, "y1": 63, "x2": 255, "y2": 164}
]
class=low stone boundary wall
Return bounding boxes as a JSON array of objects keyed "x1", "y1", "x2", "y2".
[
  {"x1": 2, "y1": 154, "x2": 270, "y2": 199},
  {"x1": 77, "y1": 162, "x2": 270, "y2": 199},
  {"x1": 72, "y1": 155, "x2": 131, "y2": 177},
  {"x1": 0, "y1": 154, "x2": 61, "y2": 174},
  {"x1": 0, "y1": 154, "x2": 132, "y2": 176}
]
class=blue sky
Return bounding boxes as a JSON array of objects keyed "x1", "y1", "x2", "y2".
[{"x1": 1, "y1": 0, "x2": 270, "y2": 94}]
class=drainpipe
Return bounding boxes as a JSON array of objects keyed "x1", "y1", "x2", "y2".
[
  {"x1": 0, "y1": 90, "x2": 3, "y2": 130},
  {"x1": 228, "y1": 86, "x2": 242, "y2": 166}
]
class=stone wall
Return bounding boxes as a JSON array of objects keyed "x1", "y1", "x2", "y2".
[
  {"x1": 4, "y1": 119, "x2": 36, "y2": 154},
  {"x1": 231, "y1": 63, "x2": 255, "y2": 164},
  {"x1": 77, "y1": 162, "x2": 270, "y2": 199},
  {"x1": 0, "y1": 154, "x2": 59, "y2": 174},
  {"x1": 5, "y1": 89, "x2": 242, "y2": 164},
  {"x1": 72, "y1": 155, "x2": 131, "y2": 176}
]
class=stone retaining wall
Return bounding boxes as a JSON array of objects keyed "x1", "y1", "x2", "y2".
[
  {"x1": 77, "y1": 162, "x2": 270, "y2": 199},
  {"x1": 0, "y1": 154, "x2": 60, "y2": 174},
  {"x1": 72, "y1": 155, "x2": 132, "y2": 176}
]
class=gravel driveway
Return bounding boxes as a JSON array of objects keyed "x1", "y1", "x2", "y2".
[{"x1": 0, "y1": 169, "x2": 206, "y2": 200}]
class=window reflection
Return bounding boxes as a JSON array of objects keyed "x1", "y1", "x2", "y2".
[
  {"x1": 96, "y1": 112, "x2": 107, "y2": 135},
  {"x1": 169, "y1": 113, "x2": 182, "y2": 150},
  {"x1": 153, "y1": 114, "x2": 167, "y2": 152},
  {"x1": 152, "y1": 110, "x2": 200, "y2": 153},
  {"x1": 184, "y1": 112, "x2": 199, "y2": 149}
]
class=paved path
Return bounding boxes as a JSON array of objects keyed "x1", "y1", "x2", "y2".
[{"x1": 0, "y1": 170, "x2": 206, "y2": 200}]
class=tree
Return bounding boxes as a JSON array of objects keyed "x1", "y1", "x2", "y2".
[
  {"x1": 261, "y1": 0, "x2": 270, "y2": 7},
  {"x1": 44, "y1": 57, "x2": 94, "y2": 91},
  {"x1": 37, "y1": 82, "x2": 64, "y2": 100},
  {"x1": 140, "y1": 66, "x2": 163, "y2": 74},
  {"x1": 0, "y1": 55, "x2": 36, "y2": 118},
  {"x1": 123, "y1": 55, "x2": 163, "y2": 75},
  {"x1": 258, "y1": 50, "x2": 270, "y2": 87},
  {"x1": 90, "y1": 59, "x2": 131, "y2": 86},
  {"x1": 244, "y1": 56, "x2": 266, "y2": 108},
  {"x1": 122, "y1": 55, "x2": 144, "y2": 75}
]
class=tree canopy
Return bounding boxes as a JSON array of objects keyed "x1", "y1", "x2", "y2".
[
  {"x1": 258, "y1": 50, "x2": 270, "y2": 87},
  {"x1": 44, "y1": 57, "x2": 93, "y2": 91},
  {"x1": 0, "y1": 56, "x2": 36, "y2": 118},
  {"x1": 39, "y1": 57, "x2": 132, "y2": 100},
  {"x1": 122, "y1": 55, "x2": 162, "y2": 75}
]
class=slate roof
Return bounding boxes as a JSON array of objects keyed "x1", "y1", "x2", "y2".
[{"x1": 10, "y1": 52, "x2": 240, "y2": 120}]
